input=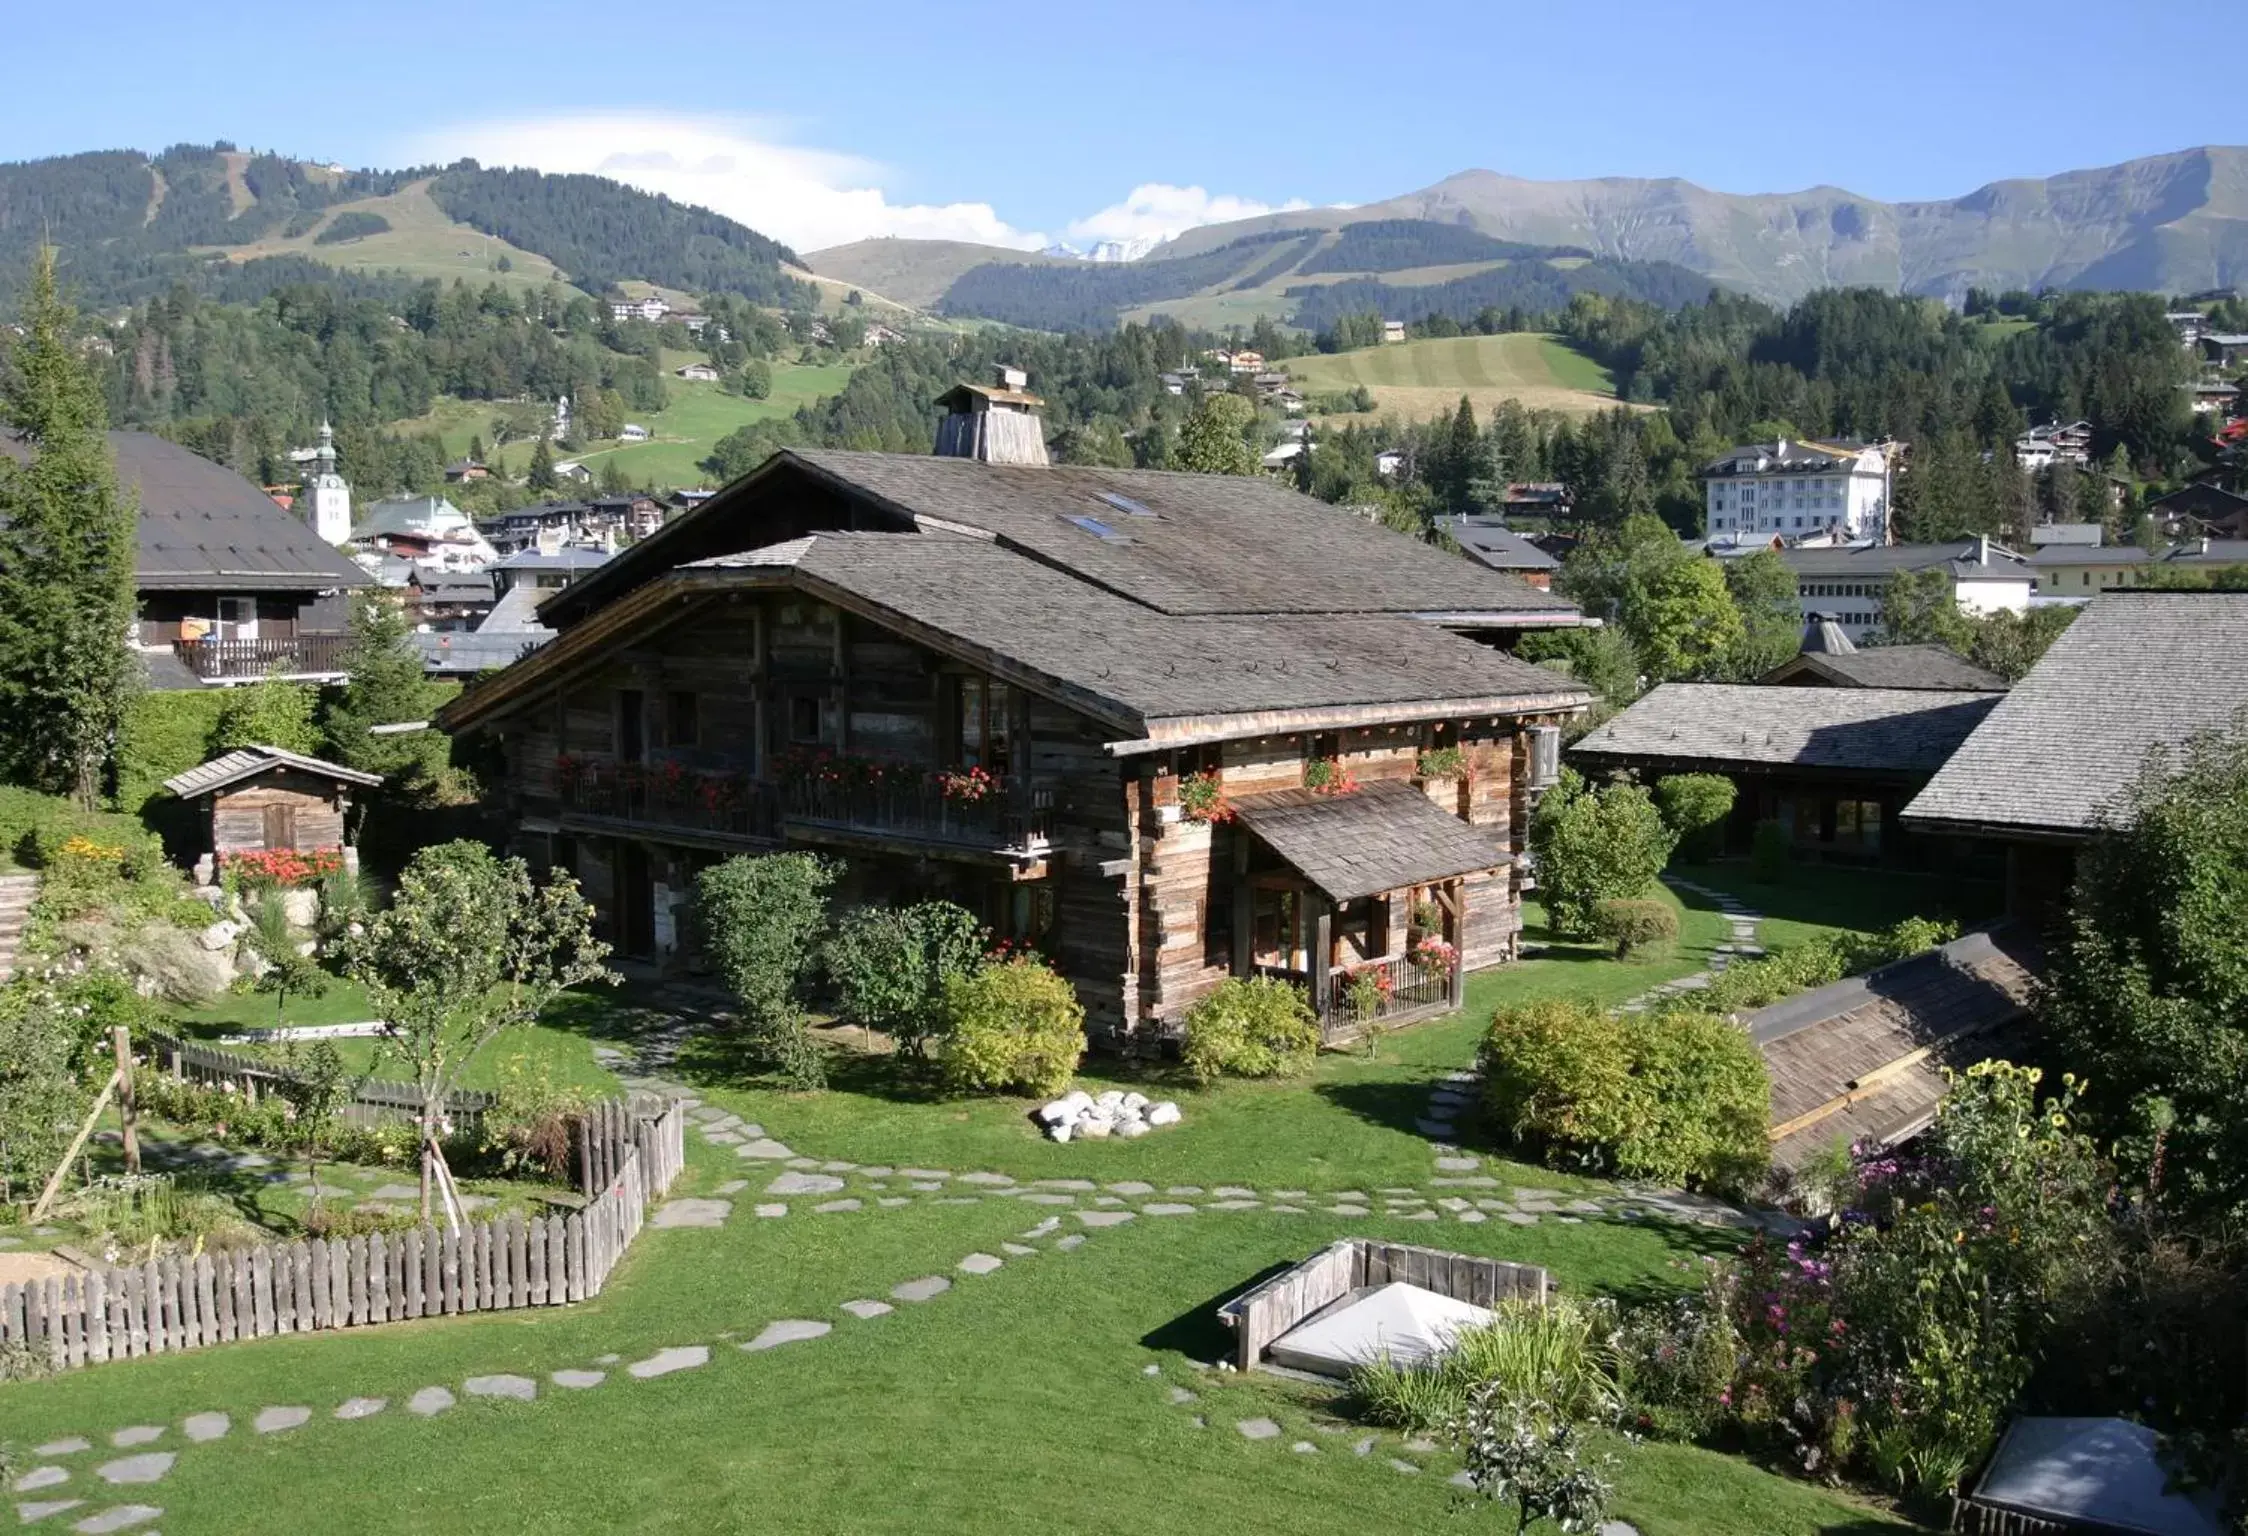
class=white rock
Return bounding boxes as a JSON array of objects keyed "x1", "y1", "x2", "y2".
[
  {"x1": 1048, "y1": 1120, "x2": 1073, "y2": 1143},
  {"x1": 197, "y1": 920, "x2": 241, "y2": 952},
  {"x1": 1121, "y1": 1091, "x2": 1149, "y2": 1113},
  {"x1": 1095, "y1": 1090, "x2": 1125, "y2": 1111},
  {"x1": 1038, "y1": 1091, "x2": 1092, "y2": 1125},
  {"x1": 1075, "y1": 1117, "x2": 1113, "y2": 1139},
  {"x1": 1116, "y1": 1118, "x2": 1151, "y2": 1139},
  {"x1": 1147, "y1": 1101, "x2": 1182, "y2": 1127}
]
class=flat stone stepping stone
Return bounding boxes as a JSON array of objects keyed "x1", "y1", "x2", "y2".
[
  {"x1": 1457, "y1": 1209, "x2": 1488, "y2": 1223},
  {"x1": 16, "y1": 1501, "x2": 80, "y2": 1524},
  {"x1": 877, "y1": 1196, "x2": 910, "y2": 1208},
  {"x1": 898, "y1": 1168, "x2": 949, "y2": 1180},
  {"x1": 1388, "y1": 1458, "x2": 1421, "y2": 1475},
  {"x1": 1020, "y1": 1217, "x2": 1061, "y2": 1237},
  {"x1": 1165, "y1": 1185, "x2": 1204, "y2": 1196},
  {"x1": 14, "y1": 1467, "x2": 70, "y2": 1492},
  {"x1": 1073, "y1": 1209, "x2": 1134, "y2": 1227},
  {"x1": 735, "y1": 1139, "x2": 795, "y2": 1160},
  {"x1": 1054, "y1": 1233, "x2": 1085, "y2": 1251},
  {"x1": 368, "y1": 1183, "x2": 421, "y2": 1200},
  {"x1": 742, "y1": 1319, "x2": 831, "y2": 1351},
  {"x1": 407, "y1": 1387, "x2": 454, "y2": 1416},
  {"x1": 1292, "y1": 1441, "x2": 1318, "y2": 1454},
  {"x1": 1016, "y1": 1192, "x2": 1075, "y2": 1206},
  {"x1": 1105, "y1": 1180, "x2": 1155, "y2": 1195},
  {"x1": 1432, "y1": 1175, "x2": 1499, "y2": 1188},
  {"x1": 1143, "y1": 1202, "x2": 1196, "y2": 1216},
  {"x1": 1399, "y1": 1210, "x2": 1440, "y2": 1222},
  {"x1": 1208, "y1": 1199, "x2": 1260, "y2": 1211},
  {"x1": 1353, "y1": 1436, "x2": 1378, "y2": 1456},
  {"x1": 703, "y1": 1131, "x2": 742, "y2": 1145},
  {"x1": 766, "y1": 1171, "x2": 844, "y2": 1196},
  {"x1": 651, "y1": 1198, "x2": 731, "y2": 1228},
  {"x1": 1235, "y1": 1418, "x2": 1281, "y2": 1440},
  {"x1": 34, "y1": 1440, "x2": 89, "y2": 1457},
  {"x1": 1167, "y1": 1386, "x2": 1197, "y2": 1404},
  {"x1": 935, "y1": 1196, "x2": 981, "y2": 1205},
  {"x1": 814, "y1": 1198, "x2": 863, "y2": 1213},
  {"x1": 908, "y1": 1180, "x2": 945, "y2": 1192},
  {"x1": 688, "y1": 1104, "x2": 729, "y2": 1121},
  {"x1": 714, "y1": 1179, "x2": 748, "y2": 1196},
  {"x1": 891, "y1": 1276, "x2": 952, "y2": 1303},
  {"x1": 1415, "y1": 1119, "x2": 1456, "y2": 1138},
  {"x1": 1503, "y1": 1211, "x2": 1539, "y2": 1225},
  {"x1": 253, "y1": 1407, "x2": 310, "y2": 1434},
  {"x1": 1450, "y1": 1470, "x2": 1477, "y2": 1488},
  {"x1": 839, "y1": 1299, "x2": 893, "y2": 1319},
  {"x1": 957, "y1": 1171, "x2": 1015, "y2": 1186},
  {"x1": 95, "y1": 1456, "x2": 172, "y2": 1486},
  {"x1": 1598, "y1": 1522, "x2": 1642, "y2": 1536},
  {"x1": 179, "y1": 1415, "x2": 227, "y2": 1444},
  {"x1": 818, "y1": 1160, "x2": 859, "y2": 1173},
  {"x1": 71, "y1": 1505, "x2": 159, "y2": 1533},
  {"x1": 551, "y1": 1370, "x2": 606, "y2": 1389},
  {"x1": 1435, "y1": 1155, "x2": 1481, "y2": 1172},
  {"x1": 956, "y1": 1253, "x2": 1003, "y2": 1275},
  {"x1": 1034, "y1": 1178, "x2": 1097, "y2": 1191},
  {"x1": 861, "y1": 1166, "x2": 894, "y2": 1178},
  {"x1": 1001, "y1": 1242, "x2": 1038, "y2": 1256},
  {"x1": 755, "y1": 1203, "x2": 788, "y2": 1218},
  {"x1": 627, "y1": 1346, "x2": 709, "y2": 1379},
  {"x1": 107, "y1": 1430, "x2": 160, "y2": 1450},
  {"x1": 1568, "y1": 1199, "x2": 1605, "y2": 1214},
  {"x1": 463, "y1": 1375, "x2": 536, "y2": 1402},
  {"x1": 1214, "y1": 1185, "x2": 1256, "y2": 1199}
]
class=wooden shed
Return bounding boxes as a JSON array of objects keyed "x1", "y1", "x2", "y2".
[{"x1": 161, "y1": 746, "x2": 383, "y2": 884}]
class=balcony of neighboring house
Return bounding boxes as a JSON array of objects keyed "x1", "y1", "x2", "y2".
[
  {"x1": 169, "y1": 632, "x2": 354, "y2": 683},
  {"x1": 550, "y1": 758, "x2": 782, "y2": 850}
]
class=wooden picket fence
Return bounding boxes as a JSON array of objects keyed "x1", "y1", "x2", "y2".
[
  {"x1": 144, "y1": 1029, "x2": 498, "y2": 1131},
  {"x1": 0, "y1": 1097, "x2": 685, "y2": 1373}
]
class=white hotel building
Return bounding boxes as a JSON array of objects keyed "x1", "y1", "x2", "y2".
[{"x1": 1703, "y1": 439, "x2": 1892, "y2": 543}]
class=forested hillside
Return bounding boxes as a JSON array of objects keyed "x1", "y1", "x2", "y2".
[
  {"x1": 1295, "y1": 220, "x2": 1589, "y2": 274},
  {"x1": 1285, "y1": 257, "x2": 1714, "y2": 332}
]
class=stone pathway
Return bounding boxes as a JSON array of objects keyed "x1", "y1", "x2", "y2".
[{"x1": 1614, "y1": 876, "x2": 1765, "y2": 1016}]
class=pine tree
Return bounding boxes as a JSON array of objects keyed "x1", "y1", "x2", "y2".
[
  {"x1": 0, "y1": 247, "x2": 139, "y2": 807},
  {"x1": 468, "y1": 433, "x2": 486, "y2": 465},
  {"x1": 526, "y1": 434, "x2": 558, "y2": 494},
  {"x1": 322, "y1": 591, "x2": 445, "y2": 784}
]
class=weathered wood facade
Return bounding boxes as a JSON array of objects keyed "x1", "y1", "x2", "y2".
[
  {"x1": 160, "y1": 747, "x2": 383, "y2": 880},
  {"x1": 442, "y1": 435, "x2": 1592, "y2": 1046}
]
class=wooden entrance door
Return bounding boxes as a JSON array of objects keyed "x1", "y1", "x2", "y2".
[
  {"x1": 262, "y1": 803, "x2": 298, "y2": 850},
  {"x1": 616, "y1": 841, "x2": 654, "y2": 958}
]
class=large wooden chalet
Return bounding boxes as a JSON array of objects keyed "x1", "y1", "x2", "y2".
[{"x1": 438, "y1": 375, "x2": 1591, "y2": 1044}]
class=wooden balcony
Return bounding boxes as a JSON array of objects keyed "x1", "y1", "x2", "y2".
[
  {"x1": 556, "y1": 767, "x2": 781, "y2": 845},
  {"x1": 779, "y1": 774, "x2": 1054, "y2": 857},
  {"x1": 172, "y1": 634, "x2": 353, "y2": 681}
]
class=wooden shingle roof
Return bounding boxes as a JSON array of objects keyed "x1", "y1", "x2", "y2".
[
  {"x1": 1572, "y1": 684, "x2": 2002, "y2": 775},
  {"x1": 1905, "y1": 593, "x2": 2248, "y2": 838},
  {"x1": 1761, "y1": 645, "x2": 2008, "y2": 692},
  {"x1": 162, "y1": 746, "x2": 384, "y2": 799},
  {"x1": 1230, "y1": 780, "x2": 1511, "y2": 903}
]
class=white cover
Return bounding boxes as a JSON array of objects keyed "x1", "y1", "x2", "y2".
[{"x1": 1265, "y1": 1282, "x2": 1493, "y2": 1378}]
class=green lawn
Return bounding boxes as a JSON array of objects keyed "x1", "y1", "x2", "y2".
[
  {"x1": 1281, "y1": 333, "x2": 1623, "y2": 421},
  {"x1": 0, "y1": 872, "x2": 1933, "y2": 1532},
  {"x1": 1670, "y1": 860, "x2": 2001, "y2": 953}
]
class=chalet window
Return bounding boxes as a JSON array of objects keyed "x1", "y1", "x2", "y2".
[
  {"x1": 617, "y1": 690, "x2": 645, "y2": 763},
  {"x1": 665, "y1": 690, "x2": 699, "y2": 748},
  {"x1": 951, "y1": 677, "x2": 1014, "y2": 775},
  {"x1": 788, "y1": 694, "x2": 823, "y2": 745}
]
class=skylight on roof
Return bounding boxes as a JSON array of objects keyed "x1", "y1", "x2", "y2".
[
  {"x1": 1065, "y1": 514, "x2": 1133, "y2": 543},
  {"x1": 1096, "y1": 490, "x2": 1157, "y2": 518}
]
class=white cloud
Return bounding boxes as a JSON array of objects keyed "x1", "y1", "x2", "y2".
[
  {"x1": 400, "y1": 114, "x2": 1310, "y2": 260},
  {"x1": 1063, "y1": 183, "x2": 1315, "y2": 249},
  {"x1": 399, "y1": 113, "x2": 1048, "y2": 254}
]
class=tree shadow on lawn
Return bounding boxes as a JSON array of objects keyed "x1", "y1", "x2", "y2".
[
  {"x1": 1312, "y1": 1079, "x2": 1450, "y2": 1142},
  {"x1": 1139, "y1": 1259, "x2": 1299, "y2": 1364}
]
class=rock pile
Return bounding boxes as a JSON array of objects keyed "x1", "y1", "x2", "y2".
[{"x1": 1036, "y1": 1089, "x2": 1182, "y2": 1143}]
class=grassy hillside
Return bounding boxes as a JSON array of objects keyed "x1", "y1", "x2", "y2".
[
  {"x1": 805, "y1": 238, "x2": 1071, "y2": 309},
  {"x1": 394, "y1": 359, "x2": 858, "y2": 489},
  {"x1": 204, "y1": 178, "x2": 563, "y2": 292},
  {"x1": 1283, "y1": 333, "x2": 1622, "y2": 420}
]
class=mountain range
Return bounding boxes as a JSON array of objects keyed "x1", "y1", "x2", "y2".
[{"x1": 811, "y1": 146, "x2": 2248, "y2": 322}]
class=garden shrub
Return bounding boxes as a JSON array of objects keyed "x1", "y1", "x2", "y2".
[
  {"x1": 1179, "y1": 974, "x2": 1320, "y2": 1084},
  {"x1": 1352, "y1": 1295, "x2": 1620, "y2": 1433},
  {"x1": 937, "y1": 954, "x2": 1085, "y2": 1097},
  {"x1": 0, "y1": 975, "x2": 94, "y2": 1204},
  {"x1": 823, "y1": 899, "x2": 985, "y2": 1058},
  {"x1": 1478, "y1": 999, "x2": 1770, "y2": 1191},
  {"x1": 113, "y1": 690, "x2": 228, "y2": 815},
  {"x1": 1653, "y1": 773, "x2": 1736, "y2": 861},
  {"x1": 1748, "y1": 817, "x2": 1790, "y2": 882},
  {"x1": 1699, "y1": 916, "x2": 1957, "y2": 1016},
  {"x1": 696, "y1": 852, "x2": 835, "y2": 1089},
  {"x1": 1588, "y1": 897, "x2": 1676, "y2": 958},
  {"x1": 480, "y1": 1055, "x2": 593, "y2": 1181},
  {"x1": 1527, "y1": 770, "x2": 1675, "y2": 936}
]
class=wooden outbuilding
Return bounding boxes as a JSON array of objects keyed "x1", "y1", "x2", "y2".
[{"x1": 161, "y1": 746, "x2": 383, "y2": 884}]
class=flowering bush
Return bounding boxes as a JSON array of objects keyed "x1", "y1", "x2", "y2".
[
  {"x1": 1412, "y1": 934, "x2": 1459, "y2": 973},
  {"x1": 1176, "y1": 770, "x2": 1232, "y2": 824},
  {"x1": 774, "y1": 746, "x2": 903, "y2": 789},
  {"x1": 935, "y1": 765, "x2": 998, "y2": 802},
  {"x1": 222, "y1": 846, "x2": 344, "y2": 892},
  {"x1": 1302, "y1": 756, "x2": 1358, "y2": 796}
]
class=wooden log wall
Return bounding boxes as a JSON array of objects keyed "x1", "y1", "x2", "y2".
[{"x1": 0, "y1": 1101, "x2": 683, "y2": 1374}]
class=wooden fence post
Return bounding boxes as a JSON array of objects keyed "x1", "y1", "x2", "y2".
[{"x1": 113, "y1": 1027, "x2": 139, "y2": 1176}]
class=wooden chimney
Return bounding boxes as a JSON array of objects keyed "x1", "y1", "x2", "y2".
[{"x1": 933, "y1": 365, "x2": 1049, "y2": 465}]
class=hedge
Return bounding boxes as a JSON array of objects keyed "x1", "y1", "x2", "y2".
[{"x1": 114, "y1": 690, "x2": 230, "y2": 814}]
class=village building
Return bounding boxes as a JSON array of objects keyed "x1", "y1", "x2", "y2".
[
  {"x1": 1904, "y1": 593, "x2": 2248, "y2": 918},
  {"x1": 1571, "y1": 681, "x2": 2003, "y2": 869},
  {"x1": 299, "y1": 423, "x2": 353, "y2": 545},
  {"x1": 478, "y1": 500, "x2": 593, "y2": 557},
  {"x1": 349, "y1": 494, "x2": 497, "y2": 573},
  {"x1": 1766, "y1": 538, "x2": 2034, "y2": 644},
  {"x1": 2148, "y1": 482, "x2": 2248, "y2": 539},
  {"x1": 1434, "y1": 517, "x2": 1562, "y2": 590},
  {"x1": 1760, "y1": 619, "x2": 2006, "y2": 691},
  {"x1": 1702, "y1": 438, "x2": 1892, "y2": 543},
  {"x1": 2029, "y1": 541, "x2": 2152, "y2": 593},
  {"x1": 2011, "y1": 419, "x2": 2093, "y2": 472},
  {"x1": 160, "y1": 746, "x2": 383, "y2": 887},
  {"x1": 610, "y1": 296, "x2": 669, "y2": 324},
  {"x1": 675, "y1": 363, "x2": 721, "y2": 383},
  {"x1": 406, "y1": 569, "x2": 497, "y2": 632},
  {"x1": 437, "y1": 371, "x2": 1592, "y2": 1042},
  {"x1": 1, "y1": 429, "x2": 371, "y2": 689},
  {"x1": 443, "y1": 457, "x2": 490, "y2": 483}
]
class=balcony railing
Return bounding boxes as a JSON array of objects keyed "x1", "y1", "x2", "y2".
[
  {"x1": 172, "y1": 634, "x2": 353, "y2": 681},
  {"x1": 1250, "y1": 951, "x2": 1460, "y2": 1041},
  {"x1": 556, "y1": 764, "x2": 781, "y2": 842},
  {"x1": 780, "y1": 773, "x2": 1053, "y2": 853}
]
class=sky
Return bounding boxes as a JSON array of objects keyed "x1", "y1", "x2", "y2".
[{"x1": 3, "y1": 0, "x2": 2234, "y2": 256}]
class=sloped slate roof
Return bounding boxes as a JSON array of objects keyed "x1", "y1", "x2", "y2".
[
  {"x1": 1763, "y1": 645, "x2": 2008, "y2": 692},
  {"x1": 1777, "y1": 541, "x2": 2030, "y2": 581},
  {"x1": 414, "y1": 631, "x2": 550, "y2": 676},
  {"x1": 1, "y1": 430, "x2": 369, "y2": 593},
  {"x1": 1437, "y1": 519, "x2": 1562, "y2": 572},
  {"x1": 1905, "y1": 593, "x2": 2248, "y2": 836},
  {"x1": 1572, "y1": 684, "x2": 2002, "y2": 774},
  {"x1": 162, "y1": 745, "x2": 383, "y2": 799},
  {"x1": 1230, "y1": 780, "x2": 1511, "y2": 904},
  {"x1": 546, "y1": 448, "x2": 1581, "y2": 627}
]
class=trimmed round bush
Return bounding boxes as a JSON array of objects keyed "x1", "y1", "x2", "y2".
[
  {"x1": 1590, "y1": 896, "x2": 1678, "y2": 958},
  {"x1": 937, "y1": 955, "x2": 1086, "y2": 1098},
  {"x1": 1477, "y1": 1000, "x2": 1635, "y2": 1153},
  {"x1": 1653, "y1": 773, "x2": 1736, "y2": 861},
  {"x1": 1180, "y1": 975, "x2": 1320, "y2": 1084}
]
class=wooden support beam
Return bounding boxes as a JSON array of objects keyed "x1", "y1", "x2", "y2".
[{"x1": 113, "y1": 1028, "x2": 139, "y2": 1177}]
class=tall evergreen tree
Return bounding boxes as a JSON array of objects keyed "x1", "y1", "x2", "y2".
[
  {"x1": 0, "y1": 247, "x2": 138, "y2": 807},
  {"x1": 525, "y1": 434, "x2": 558, "y2": 494},
  {"x1": 322, "y1": 591, "x2": 445, "y2": 784}
]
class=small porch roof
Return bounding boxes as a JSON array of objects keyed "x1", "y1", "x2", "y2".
[
  {"x1": 161, "y1": 745, "x2": 385, "y2": 800},
  {"x1": 1230, "y1": 780, "x2": 1509, "y2": 905}
]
